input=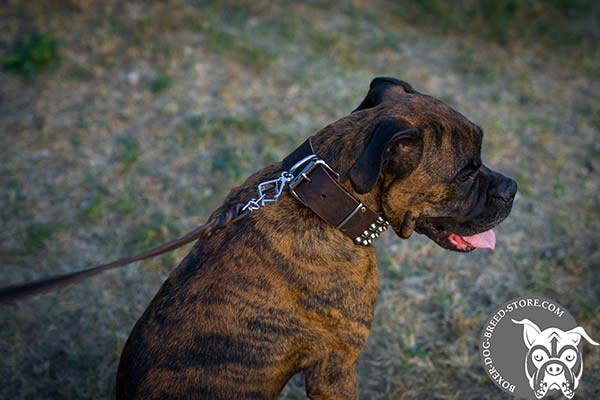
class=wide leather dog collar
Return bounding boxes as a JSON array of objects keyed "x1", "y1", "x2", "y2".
[{"x1": 282, "y1": 137, "x2": 389, "y2": 246}]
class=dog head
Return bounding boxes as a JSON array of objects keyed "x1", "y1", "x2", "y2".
[
  {"x1": 512, "y1": 318, "x2": 599, "y2": 399},
  {"x1": 317, "y1": 77, "x2": 517, "y2": 251}
]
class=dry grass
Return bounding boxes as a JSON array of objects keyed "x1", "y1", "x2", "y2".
[{"x1": 1, "y1": 1, "x2": 599, "y2": 399}]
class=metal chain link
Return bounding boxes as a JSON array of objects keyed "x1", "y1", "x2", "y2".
[{"x1": 241, "y1": 171, "x2": 294, "y2": 212}]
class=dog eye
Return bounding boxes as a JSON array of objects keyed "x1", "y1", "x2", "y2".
[
  {"x1": 456, "y1": 173, "x2": 474, "y2": 183},
  {"x1": 455, "y1": 164, "x2": 479, "y2": 183}
]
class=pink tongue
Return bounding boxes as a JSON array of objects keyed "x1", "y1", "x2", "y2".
[{"x1": 462, "y1": 230, "x2": 496, "y2": 249}]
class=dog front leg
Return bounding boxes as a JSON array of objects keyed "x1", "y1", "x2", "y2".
[{"x1": 304, "y1": 357, "x2": 358, "y2": 400}]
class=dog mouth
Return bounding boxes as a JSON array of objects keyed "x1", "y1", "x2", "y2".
[{"x1": 414, "y1": 218, "x2": 496, "y2": 252}]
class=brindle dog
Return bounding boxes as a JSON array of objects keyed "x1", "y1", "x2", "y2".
[{"x1": 116, "y1": 77, "x2": 516, "y2": 399}]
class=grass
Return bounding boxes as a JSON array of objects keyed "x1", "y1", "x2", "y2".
[
  {"x1": 0, "y1": 1, "x2": 599, "y2": 399},
  {"x1": 201, "y1": 23, "x2": 273, "y2": 69},
  {"x1": 387, "y1": 0, "x2": 600, "y2": 49},
  {"x1": 113, "y1": 135, "x2": 139, "y2": 168},
  {"x1": 24, "y1": 223, "x2": 53, "y2": 251},
  {"x1": 128, "y1": 213, "x2": 179, "y2": 253},
  {"x1": 149, "y1": 74, "x2": 174, "y2": 94},
  {"x1": 2, "y1": 31, "x2": 62, "y2": 81}
]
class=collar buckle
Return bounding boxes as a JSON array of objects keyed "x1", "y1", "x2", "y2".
[{"x1": 289, "y1": 157, "x2": 339, "y2": 204}]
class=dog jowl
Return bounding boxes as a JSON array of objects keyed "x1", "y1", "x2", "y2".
[
  {"x1": 513, "y1": 319, "x2": 600, "y2": 399},
  {"x1": 117, "y1": 78, "x2": 516, "y2": 399}
]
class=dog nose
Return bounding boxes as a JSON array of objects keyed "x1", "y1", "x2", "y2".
[
  {"x1": 490, "y1": 177, "x2": 517, "y2": 204},
  {"x1": 546, "y1": 363, "x2": 564, "y2": 376}
]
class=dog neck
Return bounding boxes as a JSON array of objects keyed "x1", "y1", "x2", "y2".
[
  {"x1": 281, "y1": 133, "x2": 389, "y2": 247},
  {"x1": 259, "y1": 192, "x2": 378, "y2": 267}
]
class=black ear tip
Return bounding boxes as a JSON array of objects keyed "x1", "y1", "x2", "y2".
[
  {"x1": 371, "y1": 77, "x2": 403, "y2": 88},
  {"x1": 354, "y1": 78, "x2": 419, "y2": 113},
  {"x1": 370, "y1": 77, "x2": 418, "y2": 94}
]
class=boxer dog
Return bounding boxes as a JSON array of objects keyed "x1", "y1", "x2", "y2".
[
  {"x1": 117, "y1": 77, "x2": 517, "y2": 399},
  {"x1": 513, "y1": 319, "x2": 599, "y2": 399}
]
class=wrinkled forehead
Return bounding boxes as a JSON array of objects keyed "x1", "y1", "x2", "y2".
[
  {"x1": 376, "y1": 92, "x2": 483, "y2": 175},
  {"x1": 426, "y1": 117, "x2": 482, "y2": 158},
  {"x1": 409, "y1": 99, "x2": 483, "y2": 175}
]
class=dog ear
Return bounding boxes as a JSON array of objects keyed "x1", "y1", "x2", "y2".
[
  {"x1": 565, "y1": 326, "x2": 600, "y2": 346},
  {"x1": 353, "y1": 77, "x2": 419, "y2": 113},
  {"x1": 512, "y1": 319, "x2": 542, "y2": 349},
  {"x1": 349, "y1": 119, "x2": 420, "y2": 194}
]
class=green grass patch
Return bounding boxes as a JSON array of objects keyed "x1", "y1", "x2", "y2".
[
  {"x1": 451, "y1": 45, "x2": 497, "y2": 82},
  {"x1": 108, "y1": 194, "x2": 139, "y2": 219},
  {"x1": 211, "y1": 143, "x2": 245, "y2": 182},
  {"x1": 3, "y1": 32, "x2": 62, "y2": 81},
  {"x1": 207, "y1": 115, "x2": 269, "y2": 182},
  {"x1": 213, "y1": 115, "x2": 265, "y2": 132},
  {"x1": 514, "y1": 170, "x2": 532, "y2": 196},
  {"x1": 24, "y1": 223, "x2": 52, "y2": 251},
  {"x1": 150, "y1": 74, "x2": 174, "y2": 94},
  {"x1": 574, "y1": 292, "x2": 600, "y2": 320},
  {"x1": 129, "y1": 214, "x2": 179, "y2": 253},
  {"x1": 306, "y1": 30, "x2": 337, "y2": 53},
  {"x1": 552, "y1": 180, "x2": 565, "y2": 197},
  {"x1": 77, "y1": 174, "x2": 112, "y2": 222},
  {"x1": 113, "y1": 135, "x2": 139, "y2": 168},
  {"x1": 185, "y1": 114, "x2": 266, "y2": 142},
  {"x1": 81, "y1": 197, "x2": 105, "y2": 221},
  {"x1": 430, "y1": 289, "x2": 454, "y2": 311},
  {"x1": 526, "y1": 261, "x2": 561, "y2": 297},
  {"x1": 201, "y1": 23, "x2": 272, "y2": 69}
]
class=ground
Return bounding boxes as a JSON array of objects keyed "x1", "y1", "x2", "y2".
[{"x1": 1, "y1": 1, "x2": 599, "y2": 399}]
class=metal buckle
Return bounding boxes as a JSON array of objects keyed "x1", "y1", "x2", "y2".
[{"x1": 289, "y1": 158, "x2": 339, "y2": 203}]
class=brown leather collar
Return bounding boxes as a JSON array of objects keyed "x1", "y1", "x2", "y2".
[{"x1": 282, "y1": 137, "x2": 389, "y2": 246}]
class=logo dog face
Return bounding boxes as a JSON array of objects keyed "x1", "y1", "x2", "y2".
[
  {"x1": 343, "y1": 77, "x2": 517, "y2": 251},
  {"x1": 512, "y1": 318, "x2": 599, "y2": 399}
]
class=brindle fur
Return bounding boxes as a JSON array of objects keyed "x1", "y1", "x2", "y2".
[{"x1": 116, "y1": 77, "x2": 516, "y2": 399}]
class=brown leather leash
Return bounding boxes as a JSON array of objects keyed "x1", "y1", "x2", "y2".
[
  {"x1": 0, "y1": 136, "x2": 390, "y2": 304},
  {"x1": 0, "y1": 204, "x2": 249, "y2": 303}
]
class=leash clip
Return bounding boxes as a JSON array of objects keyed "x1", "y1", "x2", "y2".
[
  {"x1": 242, "y1": 154, "x2": 339, "y2": 213},
  {"x1": 242, "y1": 153, "x2": 337, "y2": 213},
  {"x1": 242, "y1": 171, "x2": 294, "y2": 212}
]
